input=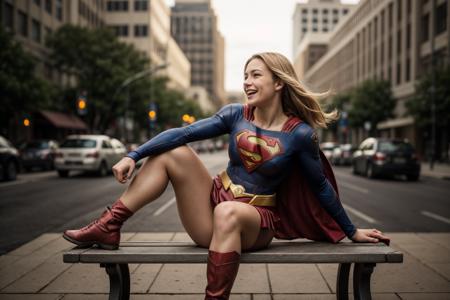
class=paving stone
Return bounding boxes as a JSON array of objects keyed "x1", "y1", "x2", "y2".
[
  {"x1": 130, "y1": 264, "x2": 162, "y2": 293},
  {"x1": 0, "y1": 236, "x2": 72, "y2": 290},
  {"x1": 427, "y1": 263, "x2": 450, "y2": 281},
  {"x1": 7, "y1": 234, "x2": 60, "y2": 256},
  {"x1": 42, "y1": 263, "x2": 138, "y2": 293},
  {"x1": 0, "y1": 295, "x2": 62, "y2": 300},
  {"x1": 416, "y1": 233, "x2": 450, "y2": 251},
  {"x1": 397, "y1": 243, "x2": 450, "y2": 264},
  {"x1": 131, "y1": 295, "x2": 250, "y2": 299},
  {"x1": 318, "y1": 252, "x2": 450, "y2": 293},
  {"x1": 398, "y1": 293, "x2": 450, "y2": 300},
  {"x1": 233, "y1": 264, "x2": 270, "y2": 293},
  {"x1": 2, "y1": 252, "x2": 71, "y2": 293},
  {"x1": 252, "y1": 294, "x2": 272, "y2": 300},
  {"x1": 268, "y1": 264, "x2": 330, "y2": 293},
  {"x1": 273, "y1": 294, "x2": 335, "y2": 300},
  {"x1": 61, "y1": 295, "x2": 107, "y2": 300},
  {"x1": 149, "y1": 264, "x2": 206, "y2": 293},
  {"x1": 172, "y1": 232, "x2": 194, "y2": 242}
]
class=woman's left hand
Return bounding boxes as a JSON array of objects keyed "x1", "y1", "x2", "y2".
[{"x1": 350, "y1": 228, "x2": 390, "y2": 245}]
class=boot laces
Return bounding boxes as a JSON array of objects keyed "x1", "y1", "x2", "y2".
[{"x1": 81, "y1": 207, "x2": 113, "y2": 231}]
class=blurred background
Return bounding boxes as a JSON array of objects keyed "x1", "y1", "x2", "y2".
[{"x1": 0, "y1": 0, "x2": 449, "y2": 255}]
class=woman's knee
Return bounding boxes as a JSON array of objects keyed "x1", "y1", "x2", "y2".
[
  {"x1": 166, "y1": 145, "x2": 194, "y2": 161},
  {"x1": 213, "y1": 202, "x2": 241, "y2": 234}
]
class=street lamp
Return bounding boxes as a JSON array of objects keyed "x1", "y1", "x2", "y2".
[{"x1": 113, "y1": 63, "x2": 169, "y2": 142}]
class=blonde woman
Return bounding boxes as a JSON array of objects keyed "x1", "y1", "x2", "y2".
[{"x1": 64, "y1": 52, "x2": 389, "y2": 299}]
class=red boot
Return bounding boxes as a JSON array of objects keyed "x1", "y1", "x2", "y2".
[
  {"x1": 205, "y1": 250, "x2": 241, "y2": 300},
  {"x1": 63, "y1": 199, "x2": 133, "y2": 250}
]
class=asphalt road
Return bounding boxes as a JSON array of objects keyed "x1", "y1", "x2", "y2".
[{"x1": 1, "y1": 150, "x2": 449, "y2": 254}]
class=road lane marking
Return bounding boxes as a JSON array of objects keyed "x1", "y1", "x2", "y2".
[
  {"x1": 421, "y1": 211, "x2": 450, "y2": 225},
  {"x1": 338, "y1": 182, "x2": 369, "y2": 194},
  {"x1": 343, "y1": 204, "x2": 377, "y2": 224},
  {"x1": 153, "y1": 196, "x2": 176, "y2": 216}
]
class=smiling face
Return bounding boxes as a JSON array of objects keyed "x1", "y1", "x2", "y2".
[{"x1": 243, "y1": 58, "x2": 283, "y2": 107}]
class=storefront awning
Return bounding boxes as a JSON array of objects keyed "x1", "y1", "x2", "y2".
[{"x1": 40, "y1": 110, "x2": 88, "y2": 130}]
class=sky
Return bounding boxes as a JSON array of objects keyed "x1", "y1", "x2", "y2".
[{"x1": 166, "y1": 0, "x2": 359, "y2": 92}]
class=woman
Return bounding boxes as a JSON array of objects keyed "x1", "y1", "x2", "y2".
[{"x1": 63, "y1": 52, "x2": 389, "y2": 299}]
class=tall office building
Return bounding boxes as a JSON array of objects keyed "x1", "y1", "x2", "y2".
[
  {"x1": 292, "y1": 0, "x2": 356, "y2": 57},
  {"x1": 171, "y1": 0, "x2": 226, "y2": 107},
  {"x1": 103, "y1": 0, "x2": 191, "y2": 90},
  {"x1": 0, "y1": 0, "x2": 105, "y2": 82},
  {"x1": 301, "y1": 0, "x2": 449, "y2": 157}
]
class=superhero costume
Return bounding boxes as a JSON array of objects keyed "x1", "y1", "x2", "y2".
[{"x1": 127, "y1": 103, "x2": 356, "y2": 242}]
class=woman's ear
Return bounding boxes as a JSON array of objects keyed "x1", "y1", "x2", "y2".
[{"x1": 274, "y1": 79, "x2": 284, "y2": 92}]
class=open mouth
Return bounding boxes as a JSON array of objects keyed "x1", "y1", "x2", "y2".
[{"x1": 246, "y1": 90, "x2": 257, "y2": 97}]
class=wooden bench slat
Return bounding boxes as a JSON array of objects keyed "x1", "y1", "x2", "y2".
[{"x1": 63, "y1": 241, "x2": 403, "y2": 264}]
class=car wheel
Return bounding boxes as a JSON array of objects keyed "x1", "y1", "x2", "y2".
[
  {"x1": 5, "y1": 160, "x2": 17, "y2": 181},
  {"x1": 366, "y1": 163, "x2": 375, "y2": 179},
  {"x1": 98, "y1": 161, "x2": 108, "y2": 177},
  {"x1": 58, "y1": 170, "x2": 69, "y2": 178},
  {"x1": 407, "y1": 174, "x2": 419, "y2": 181}
]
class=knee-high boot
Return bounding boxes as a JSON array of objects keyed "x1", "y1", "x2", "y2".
[
  {"x1": 63, "y1": 199, "x2": 133, "y2": 250},
  {"x1": 205, "y1": 250, "x2": 241, "y2": 300}
]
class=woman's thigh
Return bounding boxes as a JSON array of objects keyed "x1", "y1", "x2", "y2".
[{"x1": 163, "y1": 146, "x2": 215, "y2": 247}]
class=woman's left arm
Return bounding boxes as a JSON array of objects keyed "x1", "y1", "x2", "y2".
[{"x1": 295, "y1": 126, "x2": 390, "y2": 244}]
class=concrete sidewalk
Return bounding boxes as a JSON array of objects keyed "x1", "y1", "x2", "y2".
[
  {"x1": 421, "y1": 162, "x2": 450, "y2": 180},
  {"x1": 0, "y1": 232, "x2": 449, "y2": 300}
]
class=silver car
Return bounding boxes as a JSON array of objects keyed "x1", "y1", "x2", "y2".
[{"x1": 54, "y1": 135, "x2": 126, "y2": 177}]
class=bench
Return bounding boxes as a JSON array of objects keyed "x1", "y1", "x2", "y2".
[{"x1": 63, "y1": 240, "x2": 403, "y2": 300}]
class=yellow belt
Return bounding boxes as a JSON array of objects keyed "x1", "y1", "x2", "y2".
[{"x1": 219, "y1": 171, "x2": 276, "y2": 207}]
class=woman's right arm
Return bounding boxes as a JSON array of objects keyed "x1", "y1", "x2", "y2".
[{"x1": 126, "y1": 103, "x2": 241, "y2": 162}]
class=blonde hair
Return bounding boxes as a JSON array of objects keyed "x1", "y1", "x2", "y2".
[{"x1": 244, "y1": 52, "x2": 338, "y2": 129}]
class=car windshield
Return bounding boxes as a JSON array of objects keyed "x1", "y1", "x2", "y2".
[
  {"x1": 379, "y1": 141, "x2": 413, "y2": 152},
  {"x1": 60, "y1": 139, "x2": 97, "y2": 148},
  {"x1": 25, "y1": 141, "x2": 49, "y2": 149}
]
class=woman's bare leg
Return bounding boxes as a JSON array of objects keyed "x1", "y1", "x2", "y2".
[
  {"x1": 120, "y1": 146, "x2": 214, "y2": 247},
  {"x1": 209, "y1": 201, "x2": 274, "y2": 253}
]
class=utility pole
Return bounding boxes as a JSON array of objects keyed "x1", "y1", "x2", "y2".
[{"x1": 429, "y1": 0, "x2": 436, "y2": 170}]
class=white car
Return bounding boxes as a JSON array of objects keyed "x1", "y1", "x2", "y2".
[{"x1": 55, "y1": 135, "x2": 126, "y2": 177}]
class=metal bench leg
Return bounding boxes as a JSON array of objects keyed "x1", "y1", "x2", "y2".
[
  {"x1": 336, "y1": 263, "x2": 350, "y2": 300},
  {"x1": 101, "y1": 263, "x2": 130, "y2": 300},
  {"x1": 353, "y1": 263, "x2": 376, "y2": 300}
]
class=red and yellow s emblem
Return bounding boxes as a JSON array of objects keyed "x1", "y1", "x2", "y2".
[{"x1": 235, "y1": 129, "x2": 283, "y2": 172}]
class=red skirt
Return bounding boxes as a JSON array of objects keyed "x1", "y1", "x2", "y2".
[{"x1": 210, "y1": 176, "x2": 280, "y2": 231}]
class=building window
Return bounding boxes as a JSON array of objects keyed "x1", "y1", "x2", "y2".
[
  {"x1": 56, "y1": 0, "x2": 63, "y2": 21},
  {"x1": 2, "y1": 2, "x2": 14, "y2": 30},
  {"x1": 302, "y1": 17, "x2": 307, "y2": 23},
  {"x1": 31, "y1": 19, "x2": 41, "y2": 43},
  {"x1": 312, "y1": 18, "x2": 318, "y2": 23},
  {"x1": 302, "y1": 8, "x2": 308, "y2": 14},
  {"x1": 421, "y1": 14, "x2": 429, "y2": 42},
  {"x1": 322, "y1": 9, "x2": 328, "y2": 14},
  {"x1": 110, "y1": 25, "x2": 128, "y2": 36},
  {"x1": 45, "y1": 0, "x2": 52, "y2": 14},
  {"x1": 33, "y1": 0, "x2": 41, "y2": 6},
  {"x1": 134, "y1": 0, "x2": 148, "y2": 11},
  {"x1": 107, "y1": 1, "x2": 129, "y2": 11},
  {"x1": 343, "y1": 9, "x2": 349, "y2": 15},
  {"x1": 18, "y1": 11, "x2": 28, "y2": 37},
  {"x1": 406, "y1": 23, "x2": 411, "y2": 49},
  {"x1": 397, "y1": 29, "x2": 402, "y2": 54},
  {"x1": 134, "y1": 24, "x2": 148, "y2": 37},
  {"x1": 406, "y1": 57, "x2": 411, "y2": 82},
  {"x1": 333, "y1": 9, "x2": 339, "y2": 15},
  {"x1": 45, "y1": 26, "x2": 52, "y2": 39},
  {"x1": 397, "y1": 0, "x2": 402, "y2": 21},
  {"x1": 435, "y1": 2, "x2": 447, "y2": 35},
  {"x1": 312, "y1": 9, "x2": 318, "y2": 15},
  {"x1": 302, "y1": 27, "x2": 307, "y2": 33},
  {"x1": 396, "y1": 62, "x2": 401, "y2": 84},
  {"x1": 389, "y1": 3, "x2": 393, "y2": 28}
]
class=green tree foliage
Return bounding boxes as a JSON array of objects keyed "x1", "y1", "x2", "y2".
[
  {"x1": 406, "y1": 66, "x2": 450, "y2": 128},
  {"x1": 348, "y1": 79, "x2": 395, "y2": 134},
  {"x1": 46, "y1": 24, "x2": 151, "y2": 132},
  {"x1": 0, "y1": 28, "x2": 53, "y2": 135}
]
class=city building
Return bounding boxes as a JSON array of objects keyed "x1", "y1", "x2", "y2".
[
  {"x1": 299, "y1": 0, "x2": 449, "y2": 157},
  {"x1": 186, "y1": 86, "x2": 215, "y2": 114},
  {"x1": 292, "y1": 0, "x2": 356, "y2": 57},
  {"x1": 103, "y1": 0, "x2": 191, "y2": 91},
  {"x1": 226, "y1": 90, "x2": 246, "y2": 105},
  {"x1": 171, "y1": 0, "x2": 226, "y2": 108}
]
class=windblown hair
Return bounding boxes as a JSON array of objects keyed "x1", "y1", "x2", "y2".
[{"x1": 244, "y1": 52, "x2": 338, "y2": 129}]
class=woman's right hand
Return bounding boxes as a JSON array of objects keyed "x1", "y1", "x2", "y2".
[{"x1": 112, "y1": 157, "x2": 136, "y2": 184}]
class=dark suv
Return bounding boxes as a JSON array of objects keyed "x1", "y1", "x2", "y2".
[
  {"x1": 352, "y1": 137, "x2": 421, "y2": 181},
  {"x1": 0, "y1": 136, "x2": 20, "y2": 181}
]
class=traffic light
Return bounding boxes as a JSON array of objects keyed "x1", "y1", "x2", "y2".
[
  {"x1": 77, "y1": 96, "x2": 87, "y2": 115},
  {"x1": 23, "y1": 118, "x2": 30, "y2": 127},
  {"x1": 182, "y1": 114, "x2": 190, "y2": 123},
  {"x1": 148, "y1": 102, "x2": 158, "y2": 129}
]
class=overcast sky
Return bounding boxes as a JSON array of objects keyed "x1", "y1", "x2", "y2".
[{"x1": 166, "y1": 0, "x2": 359, "y2": 92}]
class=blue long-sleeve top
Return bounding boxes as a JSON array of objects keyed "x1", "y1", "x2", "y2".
[{"x1": 127, "y1": 103, "x2": 356, "y2": 238}]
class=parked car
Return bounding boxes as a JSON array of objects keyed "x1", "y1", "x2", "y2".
[
  {"x1": 320, "y1": 142, "x2": 339, "y2": 161},
  {"x1": 331, "y1": 144, "x2": 357, "y2": 166},
  {"x1": 20, "y1": 140, "x2": 59, "y2": 171},
  {"x1": 0, "y1": 136, "x2": 20, "y2": 181},
  {"x1": 54, "y1": 135, "x2": 125, "y2": 177},
  {"x1": 352, "y1": 137, "x2": 420, "y2": 180}
]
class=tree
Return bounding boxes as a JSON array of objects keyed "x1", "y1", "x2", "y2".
[
  {"x1": 46, "y1": 25, "x2": 151, "y2": 132},
  {"x1": 0, "y1": 28, "x2": 53, "y2": 137},
  {"x1": 348, "y1": 79, "x2": 395, "y2": 135}
]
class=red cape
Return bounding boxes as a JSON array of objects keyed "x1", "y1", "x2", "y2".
[{"x1": 274, "y1": 150, "x2": 346, "y2": 243}]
